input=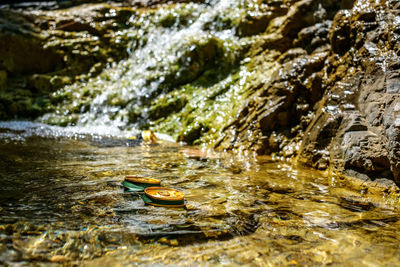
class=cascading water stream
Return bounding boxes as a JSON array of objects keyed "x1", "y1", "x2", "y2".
[{"x1": 39, "y1": 0, "x2": 258, "y2": 143}]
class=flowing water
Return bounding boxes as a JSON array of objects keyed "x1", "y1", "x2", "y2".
[
  {"x1": 1, "y1": 121, "x2": 400, "y2": 266},
  {"x1": 1, "y1": 0, "x2": 400, "y2": 265},
  {"x1": 39, "y1": 0, "x2": 270, "y2": 146}
]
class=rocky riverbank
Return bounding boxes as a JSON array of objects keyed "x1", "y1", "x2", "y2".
[
  {"x1": 215, "y1": 0, "x2": 400, "y2": 185},
  {"x1": 1, "y1": 0, "x2": 400, "y2": 186}
]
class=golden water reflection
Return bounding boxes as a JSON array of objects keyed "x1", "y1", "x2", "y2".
[{"x1": 0, "y1": 128, "x2": 399, "y2": 265}]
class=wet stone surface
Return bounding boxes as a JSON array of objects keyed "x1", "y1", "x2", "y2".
[{"x1": 1, "y1": 122, "x2": 400, "y2": 265}]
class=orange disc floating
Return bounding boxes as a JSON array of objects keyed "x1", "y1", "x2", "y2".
[
  {"x1": 143, "y1": 187, "x2": 185, "y2": 207},
  {"x1": 122, "y1": 176, "x2": 161, "y2": 191},
  {"x1": 125, "y1": 176, "x2": 161, "y2": 185}
]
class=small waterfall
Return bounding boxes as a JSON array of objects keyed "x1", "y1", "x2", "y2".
[{"x1": 39, "y1": 0, "x2": 265, "y2": 143}]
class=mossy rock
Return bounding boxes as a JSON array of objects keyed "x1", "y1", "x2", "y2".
[
  {"x1": 0, "y1": 32, "x2": 63, "y2": 75},
  {"x1": 237, "y1": 14, "x2": 271, "y2": 37},
  {"x1": 0, "y1": 70, "x2": 7, "y2": 91},
  {"x1": 148, "y1": 93, "x2": 188, "y2": 120},
  {"x1": 41, "y1": 114, "x2": 79, "y2": 126},
  {"x1": 169, "y1": 36, "x2": 224, "y2": 87},
  {"x1": 178, "y1": 122, "x2": 209, "y2": 144},
  {"x1": 28, "y1": 74, "x2": 52, "y2": 93}
]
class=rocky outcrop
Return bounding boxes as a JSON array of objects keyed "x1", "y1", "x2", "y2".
[
  {"x1": 0, "y1": 4, "x2": 135, "y2": 119},
  {"x1": 216, "y1": 0, "x2": 400, "y2": 184}
]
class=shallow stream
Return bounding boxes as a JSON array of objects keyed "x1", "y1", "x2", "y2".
[{"x1": 1, "y1": 121, "x2": 400, "y2": 266}]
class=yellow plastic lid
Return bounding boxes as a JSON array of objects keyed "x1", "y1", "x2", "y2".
[
  {"x1": 142, "y1": 130, "x2": 158, "y2": 144},
  {"x1": 124, "y1": 176, "x2": 160, "y2": 184},
  {"x1": 145, "y1": 187, "x2": 184, "y2": 201}
]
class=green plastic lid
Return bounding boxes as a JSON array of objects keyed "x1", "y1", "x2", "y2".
[
  {"x1": 122, "y1": 176, "x2": 161, "y2": 192},
  {"x1": 142, "y1": 187, "x2": 185, "y2": 207}
]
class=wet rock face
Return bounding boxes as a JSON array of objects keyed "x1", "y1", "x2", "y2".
[
  {"x1": 217, "y1": 0, "x2": 400, "y2": 184},
  {"x1": 306, "y1": 0, "x2": 400, "y2": 184},
  {"x1": 0, "y1": 4, "x2": 134, "y2": 119}
]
